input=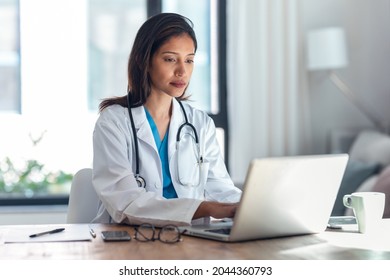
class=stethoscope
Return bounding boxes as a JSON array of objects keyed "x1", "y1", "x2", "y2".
[{"x1": 127, "y1": 93, "x2": 200, "y2": 188}]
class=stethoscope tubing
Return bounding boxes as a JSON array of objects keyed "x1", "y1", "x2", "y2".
[
  {"x1": 127, "y1": 94, "x2": 141, "y2": 179},
  {"x1": 127, "y1": 93, "x2": 199, "y2": 188}
]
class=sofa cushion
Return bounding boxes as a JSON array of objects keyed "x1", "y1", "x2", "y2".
[
  {"x1": 372, "y1": 166, "x2": 390, "y2": 218},
  {"x1": 349, "y1": 130, "x2": 390, "y2": 167},
  {"x1": 331, "y1": 160, "x2": 381, "y2": 216}
]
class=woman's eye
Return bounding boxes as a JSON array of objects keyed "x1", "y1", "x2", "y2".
[{"x1": 164, "y1": 57, "x2": 176, "y2": 62}]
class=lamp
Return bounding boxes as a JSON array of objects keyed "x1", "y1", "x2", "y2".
[{"x1": 306, "y1": 27, "x2": 388, "y2": 133}]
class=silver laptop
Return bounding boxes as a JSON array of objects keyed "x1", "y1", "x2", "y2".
[{"x1": 179, "y1": 154, "x2": 349, "y2": 242}]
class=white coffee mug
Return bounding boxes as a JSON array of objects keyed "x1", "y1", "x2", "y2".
[{"x1": 343, "y1": 192, "x2": 385, "y2": 234}]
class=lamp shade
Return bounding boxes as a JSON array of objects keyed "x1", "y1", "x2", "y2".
[{"x1": 306, "y1": 27, "x2": 348, "y2": 70}]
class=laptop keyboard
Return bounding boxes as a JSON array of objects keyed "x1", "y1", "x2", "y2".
[
  {"x1": 205, "y1": 228, "x2": 231, "y2": 235},
  {"x1": 328, "y1": 216, "x2": 356, "y2": 225}
]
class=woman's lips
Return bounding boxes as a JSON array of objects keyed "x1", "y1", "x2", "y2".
[{"x1": 170, "y1": 81, "x2": 187, "y2": 88}]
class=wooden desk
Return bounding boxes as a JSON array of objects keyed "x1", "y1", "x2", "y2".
[{"x1": 1, "y1": 221, "x2": 390, "y2": 260}]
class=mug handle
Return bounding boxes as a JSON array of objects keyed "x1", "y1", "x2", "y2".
[{"x1": 343, "y1": 194, "x2": 353, "y2": 208}]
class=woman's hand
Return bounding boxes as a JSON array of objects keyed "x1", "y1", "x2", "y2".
[{"x1": 193, "y1": 201, "x2": 239, "y2": 220}]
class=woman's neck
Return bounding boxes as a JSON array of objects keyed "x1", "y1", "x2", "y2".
[
  {"x1": 144, "y1": 94, "x2": 173, "y2": 140},
  {"x1": 144, "y1": 94, "x2": 173, "y2": 121}
]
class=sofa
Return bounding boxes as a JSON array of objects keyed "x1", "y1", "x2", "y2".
[{"x1": 331, "y1": 130, "x2": 390, "y2": 218}]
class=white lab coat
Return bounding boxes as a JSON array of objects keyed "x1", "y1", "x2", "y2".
[{"x1": 92, "y1": 98, "x2": 241, "y2": 226}]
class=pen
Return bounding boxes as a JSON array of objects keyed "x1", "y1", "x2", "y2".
[
  {"x1": 29, "y1": 228, "x2": 65, "y2": 238},
  {"x1": 89, "y1": 228, "x2": 96, "y2": 238}
]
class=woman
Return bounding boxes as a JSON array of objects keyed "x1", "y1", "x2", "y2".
[{"x1": 92, "y1": 13, "x2": 241, "y2": 226}]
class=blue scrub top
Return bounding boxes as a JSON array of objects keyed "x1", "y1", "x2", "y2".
[{"x1": 144, "y1": 108, "x2": 178, "y2": 199}]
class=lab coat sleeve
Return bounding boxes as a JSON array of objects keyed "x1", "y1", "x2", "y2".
[
  {"x1": 92, "y1": 107, "x2": 202, "y2": 227},
  {"x1": 202, "y1": 116, "x2": 242, "y2": 203}
]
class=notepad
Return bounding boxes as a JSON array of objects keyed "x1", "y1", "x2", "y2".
[{"x1": 3, "y1": 224, "x2": 92, "y2": 243}]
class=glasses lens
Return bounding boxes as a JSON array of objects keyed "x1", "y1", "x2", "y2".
[
  {"x1": 159, "y1": 225, "x2": 181, "y2": 243},
  {"x1": 135, "y1": 224, "x2": 155, "y2": 242}
]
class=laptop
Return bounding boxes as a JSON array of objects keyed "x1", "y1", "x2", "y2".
[{"x1": 179, "y1": 154, "x2": 349, "y2": 242}]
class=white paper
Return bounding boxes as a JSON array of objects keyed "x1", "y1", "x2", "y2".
[{"x1": 3, "y1": 224, "x2": 93, "y2": 243}]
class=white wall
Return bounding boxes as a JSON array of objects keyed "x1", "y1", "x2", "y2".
[
  {"x1": 0, "y1": 206, "x2": 67, "y2": 225},
  {"x1": 301, "y1": 0, "x2": 390, "y2": 153}
]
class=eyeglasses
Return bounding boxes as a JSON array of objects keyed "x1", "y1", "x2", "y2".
[{"x1": 134, "y1": 223, "x2": 185, "y2": 243}]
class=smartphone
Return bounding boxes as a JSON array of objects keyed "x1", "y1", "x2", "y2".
[{"x1": 101, "y1": 230, "x2": 131, "y2": 241}]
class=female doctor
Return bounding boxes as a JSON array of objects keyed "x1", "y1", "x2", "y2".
[{"x1": 92, "y1": 13, "x2": 241, "y2": 227}]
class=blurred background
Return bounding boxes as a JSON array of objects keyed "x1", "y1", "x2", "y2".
[{"x1": 0, "y1": 0, "x2": 389, "y2": 223}]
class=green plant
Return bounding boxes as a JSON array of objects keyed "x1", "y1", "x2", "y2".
[
  {"x1": 0, "y1": 156, "x2": 73, "y2": 197},
  {"x1": 0, "y1": 131, "x2": 73, "y2": 198}
]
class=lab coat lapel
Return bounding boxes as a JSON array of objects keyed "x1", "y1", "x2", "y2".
[{"x1": 131, "y1": 106, "x2": 157, "y2": 152}]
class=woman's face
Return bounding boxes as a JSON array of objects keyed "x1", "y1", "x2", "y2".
[{"x1": 148, "y1": 34, "x2": 195, "y2": 99}]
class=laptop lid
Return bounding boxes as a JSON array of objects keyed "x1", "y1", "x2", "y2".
[{"x1": 181, "y1": 154, "x2": 349, "y2": 242}]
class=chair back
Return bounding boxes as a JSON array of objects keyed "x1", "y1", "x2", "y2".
[{"x1": 67, "y1": 168, "x2": 99, "y2": 223}]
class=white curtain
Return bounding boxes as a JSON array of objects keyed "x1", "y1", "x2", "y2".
[{"x1": 227, "y1": 0, "x2": 311, "y2": 183}]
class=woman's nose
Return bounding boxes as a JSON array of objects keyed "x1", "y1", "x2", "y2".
[{"x1": 175, "y1": 62, "x2": 186, "y2": 77}]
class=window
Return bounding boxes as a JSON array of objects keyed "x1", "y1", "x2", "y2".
[
  {"x1": 0, "y1": 0, "x2": 20, "y2": 112},
  {"x1": 0, "y1": 0, "x2": 228, "y2": 205},
  {"x1": 88, "y1": 0, "x2": 146, "y2": 110}
]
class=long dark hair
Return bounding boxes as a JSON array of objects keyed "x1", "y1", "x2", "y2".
[{"x1": 99, "y1": 13, "x2": 197, "y2": 112}]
